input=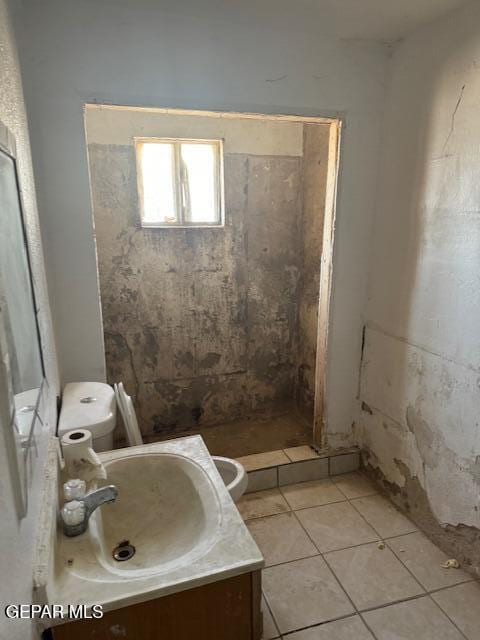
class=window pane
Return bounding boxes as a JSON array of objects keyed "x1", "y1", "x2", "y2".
[
  {"x1": 140, "y1": 142, "x2": 176, "y2": 224},
  {"x1": 181, "y1": 143, "x2": 218, "y2": 224}
]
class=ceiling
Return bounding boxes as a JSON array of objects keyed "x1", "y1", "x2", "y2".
[
  {"x1": 59, "y1": 0, "x2": 472, "y2": 42},
  {"x1": 305, "y1": 0, "x2": 472, "y2": 40},
  {"x1": 85, "y1": 0, "x2": 473, "y2": 41}
]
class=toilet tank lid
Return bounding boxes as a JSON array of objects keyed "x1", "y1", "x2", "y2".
[{"x1": 58, "y1": 382, "x2": 116, "y2": 438}]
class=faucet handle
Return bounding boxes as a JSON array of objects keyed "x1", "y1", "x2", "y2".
[
  {"x1": 61, "y1": 500, "x2": 86, "y2": 527},
  {"x1": 63, "y1": 478, "x2": 86, "y2": 501}
]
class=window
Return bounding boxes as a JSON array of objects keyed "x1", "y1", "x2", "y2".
[{"x1": 135, "y1": 138, "x2": 223, "y2": 227}]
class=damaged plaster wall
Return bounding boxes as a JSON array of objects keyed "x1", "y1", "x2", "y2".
[
  {"x1": 295, "y1": 124, "x2": 330, "y2": 421},
  {"x1": 17, "y1": 0, "x2": 389, "y2": 446},
  {"x1": 358, "y1": 2, "x2": 480, "y2": 565},
  {"x1": 86, "y1": 108, "x2": 328, "y2": 436}
]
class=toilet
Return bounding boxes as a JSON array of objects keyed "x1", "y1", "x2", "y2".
[
  {"x1": 209, "y1": 456, "x2": 248, "y2": 503},
  {"x1": 58, "y1": 381, "x2": 248, "y2": 502},
  {"x1": 58, "y1": 382, "x2": 117, "y2": 452}
]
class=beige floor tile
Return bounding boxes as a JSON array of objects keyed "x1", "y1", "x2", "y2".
[
  {"x1": 287, "y1": 616, "x2": 374, "y2": 639},
  {"x1": 237, "y1": 450, "x2": 290, "y2": 471},
  {"x1": 263, "y1": 556, "x2": 355, "y2": 634},
  {"x1": 296, "y1": 501, "x2": 379, "y2": 553},
  {"x1": 332, "y1": 472, "x2": 378, "y2": 499},
  {"x1": 387, "y1": 532, "x2": 473, "y2": 591},
  {"x1": 351, "y1": 494, "x2": 417, "y2": 538},
  {"x1": 432, "y1": 582, "x2": 480, "y2": 640},
  {"x1": 247, "y1": 512, "x2": 318, "y2": 566},
  {"x1": 284, "y1": 445, "x2": 319, "y2": 462},
  {"x1": 325, "y1": 542, "x2": 424, "y2": 610},
  {"x1": 280, "y1": 478, "x2": 346, "y2": 510},
  {"x1": 237, "y1": 488, "x2": 290, "y2": 521},
  {"x1": 363, "y1": 596, "x2": 464, "y2": 639},
  {"x1": 262, "y1": 595, "x2": 280, "y2": 639}
]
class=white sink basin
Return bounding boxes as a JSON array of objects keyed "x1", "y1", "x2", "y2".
[
  {"x1": 37, "y1": 436, "x2": 263, "y2": 616},
  {"x1": 88, "y1": 452, "x2": 221, "y2": 578}
]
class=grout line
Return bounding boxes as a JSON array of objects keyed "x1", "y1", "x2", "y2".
[
  {"x1": 384, "y1": 535, "x2": 475, "y2": 592},
  {"x1": 263, "y1": 551, "x2": 321, "y2": 571},
  {"x1": 261, "y1": 590, "x2": 281, "y2": 639},
  {"x1": 241, "y1": 508, "x2": 292, "y2": 523},
  {"x1": 427, "y1": 579, "x2": 476, "y2": 593},
  {"x1": 279, "y1": 612, "x2": 368, "y2": 637},
  {"x1": 281, "y1": 496, "x2": 348, "y2": 513},
  {"x1": 347, "y1": 494, "x2": 418, "y2": 540},
  {"x1": 425, "y1": 593, "x2": 470, "y2": 640}
]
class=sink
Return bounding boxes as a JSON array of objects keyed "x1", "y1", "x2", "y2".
[
  {"x1": 89, "y1": 452, "x2": 221, "y2": 577},
  {"x1": 39, "y1": 436, "x2": 263, "y2": 615}
]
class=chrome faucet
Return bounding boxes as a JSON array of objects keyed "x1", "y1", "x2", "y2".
[{"x1": 62, "y1": 485, "x2": 118, "y2": 537}]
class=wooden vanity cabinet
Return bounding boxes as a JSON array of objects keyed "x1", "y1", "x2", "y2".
[{"x1": 48, "y1": 570, "x2": 262, "y2": 640}]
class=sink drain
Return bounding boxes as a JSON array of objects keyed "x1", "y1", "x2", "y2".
[{"x1": 112, "y1": 541, "x2": 136, "y2": 562}]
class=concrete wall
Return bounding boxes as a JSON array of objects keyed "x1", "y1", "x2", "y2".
[
  {"x1": 17, "y1": 0, "x2": 389, "y2": 446},
  {"x1": 0, "y1": 1, "x2": 59, "y2": 638},
  {"x1": 295, "y1": 124, "x2": 330, "y2": 421},
  {"x1": 358, "y1": 2, "x2": 480, "y2": 570},
  {"x1": 86, "y1": 109, "x2": 311, "y2": 435}
]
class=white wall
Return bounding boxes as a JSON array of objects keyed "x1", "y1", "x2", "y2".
[
  {"x1": 17, "y1": 0, "x2": 389, "y2": 444},
  {"x1": 0, "y1": 1, "x2": 59, "y2": 638},
  {"x1": 359, "y1": 1, "x2": 480, "y2": 528}
]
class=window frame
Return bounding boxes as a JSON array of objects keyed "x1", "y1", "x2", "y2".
[{"x1": 135, "y1": 136, "x2": 224, "y2": 228}]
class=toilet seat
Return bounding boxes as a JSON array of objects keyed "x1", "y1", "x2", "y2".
[{"x1": 114, "y1": 382, "x2": 143, "y2": 446}]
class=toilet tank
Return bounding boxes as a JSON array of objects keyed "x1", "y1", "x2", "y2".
[{"x1": 58, "y1": 382, "x2": 116, "y2": 452}]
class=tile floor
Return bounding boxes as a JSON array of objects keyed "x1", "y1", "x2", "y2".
[{"x1": 237, "y1": 472, "x2": 480, "y2": 639}]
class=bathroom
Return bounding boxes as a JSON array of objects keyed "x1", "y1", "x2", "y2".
[{"x1": 1, "y1": 1, "x2": 480, "y2": 639}]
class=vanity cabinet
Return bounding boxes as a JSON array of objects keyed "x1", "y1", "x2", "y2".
[{"x1": 49, "y1": 571, "x2": 262, "y2": 640}]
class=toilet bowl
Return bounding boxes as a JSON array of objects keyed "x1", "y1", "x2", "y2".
[{"x1": 212, "y1": 456, "x2": 248, "y2": 503}]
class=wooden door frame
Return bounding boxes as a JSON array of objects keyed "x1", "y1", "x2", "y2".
[{"x1": 313, "y1": 120, "x2": 342, "y2": 448}]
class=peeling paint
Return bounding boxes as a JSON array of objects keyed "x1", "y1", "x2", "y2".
[{"x1": 364, "y1": 457, "x2": 480, "y2": 578}]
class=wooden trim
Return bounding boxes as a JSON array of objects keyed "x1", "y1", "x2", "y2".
[
  {"x1": 313, "y1": 120, "x2": 342, "y2": 447},
  {"x1": 85, "y1": 103, "x2": 337, "y2": 125}
]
